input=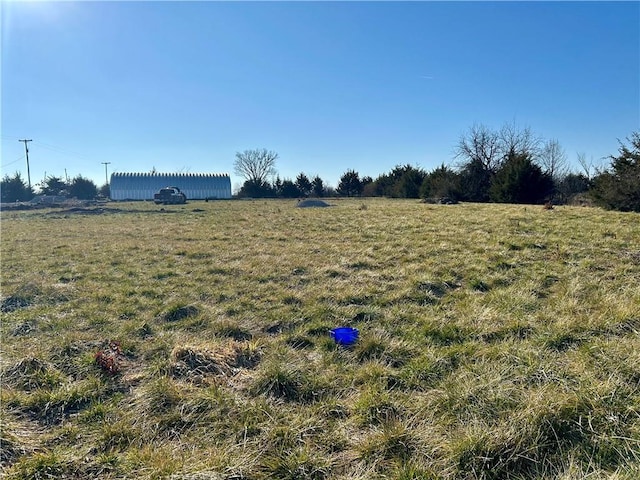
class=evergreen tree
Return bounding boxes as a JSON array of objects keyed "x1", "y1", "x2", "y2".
[
  {"x1": 1, "y1": 172, "x2": 34, "y2": 202},
  {"x1": 455, "y1": 122, "x2": 542, "y2": 202},
  {"x1": 69, "y1": 175, "x2": 98, "y2": 200},
  {"x1": 458, "y1": 158, "x2": 492, "y2": 202},
  {"x1": 295, "y1": 173, "x2": 312, "y2": 197},
  {"x1": 393, "y1": 167, "x2": 425, "y2": 198},
  {"x1": 490, "y1": 150, "x2": 553, "y2": 204},
  {"x1": 311, "y1": 176, "x2": 325, "y2": 197},
  {"x1": 368, "y1": 165, "x2": 424, "y2": 198},
  {"x1": 237, "y1": 179, "x2": 275, "y2": 198},
  {"x1": 99, "y1": 183, "x2": 111, "y2": 199},
  {"x1": 39, "y1": 176, "x2": 69, "y2": 196},
  {"x1": 590, "y1": 132, "x2": 640, "y2": 212},
  {"x1": 337, "y1": 170, "x2": 362, "y2": 197},
  {"x1": 280, "y1": 179, "x2": 301, "y2": 198},
  {"x1": 420, "y1": 164, "x2": 461, "y2": 200},
  {"x1": 273, "y1": 176, "x2": 283, "y2": 196}
]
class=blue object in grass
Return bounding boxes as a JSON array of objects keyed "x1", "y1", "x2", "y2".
[{"x1": 330, "y1": 327, "x2": 359, "y2": 345}]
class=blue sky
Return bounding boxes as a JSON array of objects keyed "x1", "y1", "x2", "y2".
[{"x1": 2, "y1": 1, "x2": 639, "y2": 192}]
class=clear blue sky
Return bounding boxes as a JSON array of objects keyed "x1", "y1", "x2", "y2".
[{"x1": 2, "y1": 1, "x2": 639, "y2": 192}]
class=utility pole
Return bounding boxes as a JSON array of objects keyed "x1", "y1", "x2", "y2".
[
  {"x1": 101, "y1": 162, "x2": 111, "y2": 185},
  {"x1": 19, "y1": 139, "x2": 32, "y2": 189}
]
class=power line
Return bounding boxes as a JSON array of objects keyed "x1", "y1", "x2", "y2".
[
  {"x1": 18, "y1": 139, "x2": 32, "y2": 189},
  {"x1": 1, "y1": 135, "x2": 24, "y2": 142},
  {"x1": 1, "y1": 155, "x2": 26, "y2": 168},
  {"x1": 33, "y1": 140, "x2": 93, "y2": 160}
]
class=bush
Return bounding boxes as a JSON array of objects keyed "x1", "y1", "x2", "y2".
[
  {"x1": 1, "y1": 172, "x2": 34, "y2": 202},
  {"x1": 490, "y1": 150, "x2": 553, "y2": 204},
  {"x1": 69, "y1": 175, "x2": 98, "y2": 200},
  {"x1": 420, "y1": 164, "x2": 461, "y2": 201},
  {"x1": 590, "y1": 132, "x2": 640, "y2": 212}
]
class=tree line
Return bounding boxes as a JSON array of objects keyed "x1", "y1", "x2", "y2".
[
  {"x1": 232, "y1": 127, "x2": 639, "y2": 212},
  {"x1": 2, "y1": 126, "x2": 638, "y2": 212},
  {"x1": 0, "y1": 174, "x2": 109, "y2": 203}
]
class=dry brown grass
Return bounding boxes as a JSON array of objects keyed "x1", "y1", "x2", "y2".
[{"x1": 1, "y1": 199, "x2": 639, "y2": 479}]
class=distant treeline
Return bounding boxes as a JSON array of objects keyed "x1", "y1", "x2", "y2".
[
  {"x1": 1, "y1": 174, "x2": 108, "y2": 203},
  {"x1": 233, "y1": 126, "x2": 639, "y2": 212},
  {"x1": 2, "y1": 126, "x2": 638, "y2": 212}
]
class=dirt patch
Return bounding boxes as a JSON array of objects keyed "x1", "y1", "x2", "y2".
[
  {"x1": 1, "y1": 199, "x2": 103, "y2": 212},
  {"x1": 297, "y1": 199, "x2": 331, "y2": 208},
  {"x1": 51, "y1": 207, "x2": 125, "y2": 215},
  {"x1": 43, "y1": 207, "x2": 181, "y2": 216},
  {"x1": 3, "y1": 202, "x2": 198, "y2": 217}
]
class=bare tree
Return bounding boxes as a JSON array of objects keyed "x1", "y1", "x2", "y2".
[
  {"x1": 455, "y1": 122, "x2": 547, "y2": 202},
  {"x1": 233, "y1": 149, "x2": 278, "y2": 185},
  {"x1": 454, "y1": 123, "x2": 502, "y2": 173},
  {"x1": 577, "y1": 152, "x2": 595, "y2": 180},
  {"x1": 539, "y1": 139, "x2": 568, "y2": 180},
  {"x1": 499, "y1": 121, "x2": 542, "y2": 160},
  {"x1": 456, "y1": 121, "x2": 542, "y2": 172}
]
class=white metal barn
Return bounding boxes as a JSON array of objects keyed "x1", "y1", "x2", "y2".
[{"x1": 110, "y1": 173, "x2": 232, "y2": 201}]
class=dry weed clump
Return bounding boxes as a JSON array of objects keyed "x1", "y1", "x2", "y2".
[
  {"x1": 160, "y1": 304, "x2": 200, "y2": 322},
  {"x1": 94, "y1": 340, "x2": 124, "y2": 375},
  {"x1": 170, "y1": 341, "x2": 262, "y2": 380}
]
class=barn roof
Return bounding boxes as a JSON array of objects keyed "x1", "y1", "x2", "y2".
[{"x1": 112, "y1": 172, "x2": 229, "y2": 177}]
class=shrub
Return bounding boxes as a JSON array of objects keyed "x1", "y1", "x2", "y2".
[
  {"x1": 0, "y1": 172, "x2": 33, "y2": 202},
  {"x1": 591, "y1": 132, "x2": 640, "y2": 212},
  {"x1": 490, "y1": 150, "x2": 553, "y2": 204}
]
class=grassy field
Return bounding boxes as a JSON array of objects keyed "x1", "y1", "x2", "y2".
[{"x1": 1, "y1": 198, "x2": 639, "y2": 479}]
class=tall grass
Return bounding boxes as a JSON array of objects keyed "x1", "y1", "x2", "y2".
[{"x1": 1, "y1": 199, "x2": 639, "y2": 478}]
